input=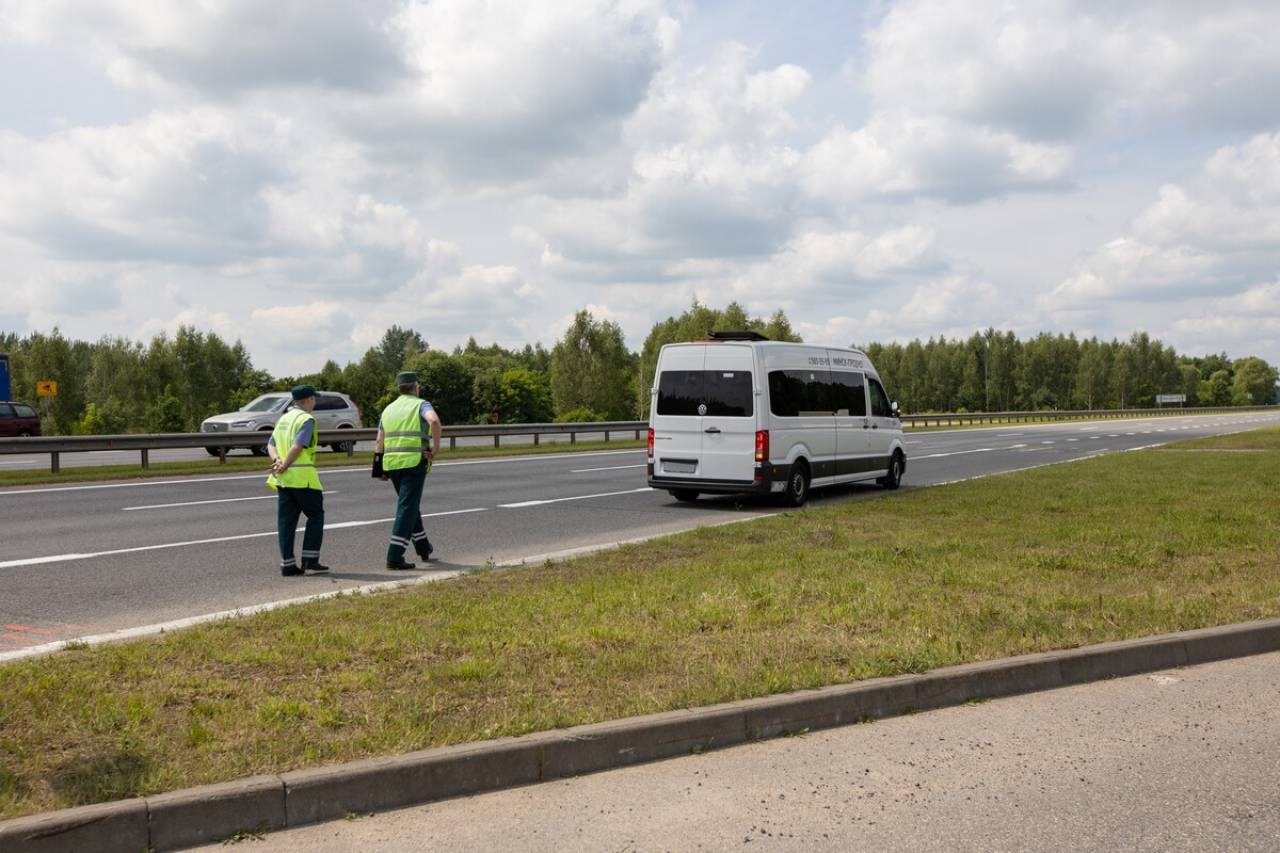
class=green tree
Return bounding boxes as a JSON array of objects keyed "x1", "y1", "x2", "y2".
[
  {"x1": 551, "y1": 310, "x2": 637, "y2": 420},
  {"x1": 1231, "y1": 357, "x2": 1279, "y2": 405}
]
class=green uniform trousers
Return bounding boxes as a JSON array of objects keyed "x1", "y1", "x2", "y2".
[
  {"x1": 386, "y1": 459, "x2": 432, "y2": 562},
  {"x1": 277, "y1": 486, "x2": 324, "y2": 571}
]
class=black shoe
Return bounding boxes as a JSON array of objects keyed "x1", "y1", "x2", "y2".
[
  {"x1": 302, "y1": 562, "x2": 331, "y2": 573},
  {"x1": 281, "y1": 567, "x2": 303, "y2": 577},
  {"x1": 415, "y1": 548, "x2": 434, "y2": 562},
  {"x1": 386, "y1": 560, "x2": 417, "y2": 570}
]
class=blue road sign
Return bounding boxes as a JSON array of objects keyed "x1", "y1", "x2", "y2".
[{"x1": 0, "y1": 353, "x2": 10, "y2": 401}]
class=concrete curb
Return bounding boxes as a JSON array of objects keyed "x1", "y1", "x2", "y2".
[{"x1": 4, "y1": 617, "x2": 1279, "y2": 852}]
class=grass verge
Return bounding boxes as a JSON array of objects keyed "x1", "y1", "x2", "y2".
[
  {"x1": 2, "y1": 430, "x2": 1279, "y2": 819},
  {"x1": 0, "y1": 439, "x2": 646, "y2": 489}
]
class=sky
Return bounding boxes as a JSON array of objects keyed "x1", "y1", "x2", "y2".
[{"x1": 1, "y1": 0, "x2": 1279, "y2": 376}]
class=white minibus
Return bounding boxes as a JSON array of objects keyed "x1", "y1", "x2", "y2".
[{"x1": 646, "y1": 332, "x2": 906, "y2": 506}]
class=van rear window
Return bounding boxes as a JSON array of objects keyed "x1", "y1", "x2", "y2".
[{"x1": 656, "y1": 371, "x2": 753, "y2": 417}]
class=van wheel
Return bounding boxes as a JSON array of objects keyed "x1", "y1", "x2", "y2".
[
  {"x1": 782, "y1": 462, "x2": 809, "y2": 507},
  {"x1": 669, "y1": 489, "x2": 700, "y2": 502},
  {"x1": 879, "y1": 452, "x2": 903, "y2": 490}
]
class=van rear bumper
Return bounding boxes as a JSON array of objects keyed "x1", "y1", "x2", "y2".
[{"x1": 647, "y1": 463, "x2": 787, "y2": 495}]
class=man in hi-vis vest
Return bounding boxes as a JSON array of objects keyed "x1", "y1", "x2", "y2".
[
  {"x1": 375, "y1": 371, "x2": 443, "y2": 569},
  {"x1": 266, "y1": 385, "x2": 328, "y2": 576}
]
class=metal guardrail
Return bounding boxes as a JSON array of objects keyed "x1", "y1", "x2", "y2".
[
  {"x1": 896, "y1": 405, "x2": 1274, "y2": 429},
  {"x1": 0, "y1": 407, "x2": 1273, "y2": 473},
  {"x1": 0, "y1": 421, "x2": 649, "y2": 473}
]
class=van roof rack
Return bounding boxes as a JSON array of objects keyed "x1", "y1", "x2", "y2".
[{"x1": 708, "y1": 330, "x2": 769, "y2": 341}]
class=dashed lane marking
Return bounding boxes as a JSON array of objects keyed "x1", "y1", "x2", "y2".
[{"x1": 499, "y1": 487, "x2": 654, "y2": 508}]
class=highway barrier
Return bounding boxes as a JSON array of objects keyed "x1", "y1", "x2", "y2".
[
  {"x1": 0, "y1": 407, "x2": 1272, "y2": 473},
  {"x1": 0, "y1": 421, "x2": 649, "y2": 473}
]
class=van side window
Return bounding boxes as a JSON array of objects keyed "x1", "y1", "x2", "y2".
[
  {"x1": 13, "y1": 404, "x2": 36, "y2": 417},
  {"x1": 315, "y1": 394, "x2": 344, "y2": 411},
  {"x1": 0, "y1": 404, "x2": 13, "y2": 417},
  {"x1": 768, "y1": 370, "x2": 834, "y2": 417},
  {"x1": 868, "y1": 377, "x2": 892, "y2": 418},
  {"x1": 657, "y1": 371, "x2": 753, "y2": 417},
  {"x1": 829, "y1": 371, "x2": 867, "y2": 417}
]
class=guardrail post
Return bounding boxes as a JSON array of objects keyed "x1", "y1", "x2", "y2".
[
  {"x1": 450, "y1": 436, "x2": 456, "y2": 450},
  {"x1": 570, "y1": 431, "x2": 576, "y2": 445},
  {"x1": 218, "y1": 447, "x2": 226, "y2": 465},
  {"x1": 533, "y1": 434, "x2": 540, "y2": 446},
  {"x1": 605, "y1": 430, "x2": 610, "y2": 442},
  {"x1": 141, "y1": 449, "x2": 149, "y2": 470},
  {"x1": 635, "y1": 429, "x2": 641, "y2": 440},
  {"x1": 494, "y1": 435, "x2": 500, "y2": 448},
  {"x1": 51, "y1": 451, "x2": 60, "y2": 474}
]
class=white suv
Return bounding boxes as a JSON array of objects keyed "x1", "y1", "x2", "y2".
[{"x1": 201, "y1": 392, "x2": 362, "y2": 456}]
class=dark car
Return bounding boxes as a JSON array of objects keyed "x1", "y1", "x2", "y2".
[{"x1": 0, "y1": 401, "x2": 41, "y2": 437}]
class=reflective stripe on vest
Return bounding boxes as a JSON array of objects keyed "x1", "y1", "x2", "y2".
[
  {"x1": 381, "y1": 394, "x2": 429, "y2": 471},
  {"x1": 269, "y1": 409, "x2": 323, "y2": 490}
]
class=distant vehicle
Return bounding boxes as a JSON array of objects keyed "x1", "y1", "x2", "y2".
[
  {"x1": 0, "y1": 401, "x2": 41, "y2": 437},
  {"x1": 200, "y1": 391, "x2": 361, "y2": 456},
  {"x1": 647, "y1": 332, "x2": 905, "y2": 507}
]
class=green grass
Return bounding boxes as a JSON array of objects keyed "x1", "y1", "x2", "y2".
[
  {"x1": 2, "y1": 429, "x2": 1279, "y2": 819},
  {"x1": 0, "y1": 439, "x2": 646, "y2": 488},
  {"x1": 1159, "y1": 428, "x2": 1280, "y2": 451}
]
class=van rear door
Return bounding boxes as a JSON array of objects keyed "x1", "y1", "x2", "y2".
[
  {"x1": 652, "y1": 345, "x2": 706, "y2": 478},
  {"x1": 699, "y1": 345, "x2": 757, "y2": 482}
]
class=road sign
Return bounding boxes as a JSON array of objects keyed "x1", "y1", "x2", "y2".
[
  {"x1": 1156, "y1": 393, "x2": 1186, "y2": 405},
  {"x1": 36, "y1": 380, "x2": 58, "y2": 397},
  {"x1": 0, "y1": 354, "x2": 10, "y2": 401}
]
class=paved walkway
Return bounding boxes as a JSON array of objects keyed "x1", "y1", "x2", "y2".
[{"x1": 188, "y1": 650, "x2": 1280, "y2": 852}]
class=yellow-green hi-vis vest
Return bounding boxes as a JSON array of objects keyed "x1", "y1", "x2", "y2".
[
  {"x1": 266, "y1": 408, "x2": 322, "y2": 491},
  {"x1": 382, "y1": 394, "x2": 430, "y2": 471}
]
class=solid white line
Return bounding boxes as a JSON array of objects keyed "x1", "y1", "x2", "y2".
[
  {"x1": 122, "y1": 492, "x2": 339, "y2": 511},
  {"x1": 499, "y1": 487, "x2": 654, "y2": 508},
  {"x1": 0, "y1": 507, "x2": 487, "y2": 569},
  {"x1": 910, "y1": 447, "x2": 997, "y2": 460},
  {"x1": 570, "y1": 464, "x2": 648, "y2": 473},
  {"x1": 995, "y1": 433, "x2": 1024, "y2": 437}
]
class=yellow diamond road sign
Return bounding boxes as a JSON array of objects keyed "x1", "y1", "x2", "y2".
[{"x1": 36, "y1": 380, "x2": 57, "y2": 397}]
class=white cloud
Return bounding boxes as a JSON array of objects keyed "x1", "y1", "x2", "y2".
[
  {"x1": 863, "y1": 0, "x2": 1280, "y2": 139},
  {"x1": 1043, "y1": 131, "x2": 1280, "y2": 314},
  {"x1": 801, "y1": 112, "x2": 1072, "y2": 203}
]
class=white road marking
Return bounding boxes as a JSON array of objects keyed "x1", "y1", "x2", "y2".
[
  {"x1": 0, "y1": 507, "x2": 486, "y2": 569},
  {"x1": 571, "y1": 464, "x2": 648, "y2": 473},
  {"x1": 910, "y1": 447, "x2": 998, "y2": 460},
  {"x1": 996, "y1": 433, "x2": 1024, "y2": 437},
  {"x1": 122, "y1": 492, "x2": 340, "y2": 512},
  {"x1": 1041, "y1": 441, "x2": 1056, "y2": 445},
  {"x1": 499, "y1": 487, "x2": 654, "y2": 508}
]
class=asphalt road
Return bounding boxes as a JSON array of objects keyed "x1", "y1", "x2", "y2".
[
  {"x1": 2, "y1": 411, "x2": 1277, "y2": 655},
  {"x1": 200, "y1": 649, "x2": 1280, "y2": 852}
]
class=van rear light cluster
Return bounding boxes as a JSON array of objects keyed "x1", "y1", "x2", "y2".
[
  {"x1": 755, "y1": 430, "x2": 769, "y2": 462},
  {"x1": 647, "y1": 428, "x2": 655, "y2": 459}
]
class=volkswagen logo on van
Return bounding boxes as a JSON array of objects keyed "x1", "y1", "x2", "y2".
[{"x1": 697, "y1": 403, "x2": 708, "y2": 416}]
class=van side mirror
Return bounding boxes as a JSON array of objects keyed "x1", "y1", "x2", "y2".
[{"x1": 891, "y1": 401, "x2": 901, "y2": 417}]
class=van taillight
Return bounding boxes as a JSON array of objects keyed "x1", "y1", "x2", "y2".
[
  {"x1": 755, "y1": 430, "x2": 768, "y2": 462},
  {"x1": 647, "y1": 428, "x2": 655, "y2": 459}
]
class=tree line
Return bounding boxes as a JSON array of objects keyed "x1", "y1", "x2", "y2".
[
  {"x1": 2, "y1": 308, "x2": 1275, "y2": 436},
  {"x1": 864, "y1": 330, "x2": 1279, "y2": 413}
]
